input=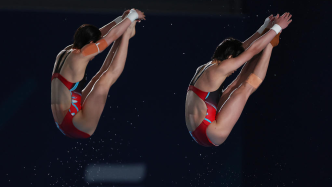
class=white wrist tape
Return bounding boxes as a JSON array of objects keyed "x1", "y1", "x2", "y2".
[
  {"x1": 114, "y1": 16, "x2": 122, "y2": 24},
  {"x1": 257, "y1": 17, "x2": 270, "y2": 34},
  {"x1": 257, "y1": 26, "x2": 266, "y2": 34},
  {"x1": 271, "y1": 24, "x2": 282, "y2": 34},
  {"x1": 127, "y1": 9, "x2": 138, "y2": 22}
]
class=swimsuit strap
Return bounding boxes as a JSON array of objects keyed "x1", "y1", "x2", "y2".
[
  {"x1": 190, "y1": 62, "x2": 215, "y2": 86},
  {"x1": 187, "y1": 85, "x2": 209, "y2": 101},
  {"x1": 187, "y1": 62, "x2": 216, "y2": 101},
  {"x1": 51, "y1": 73, "x2": 75, "y2": 90},
  {"x1": 57, "y1": 51, "x2": 71, "y2": 73},
  {"x1": 51, "y1": 51, "x2": 75, "y2": 90},
  {"x1": 54, "y1": 51, "x2": 71, "y2": 73},
  {"x1": 53, "y1": 51, "x2": 66, "y2": 74}
]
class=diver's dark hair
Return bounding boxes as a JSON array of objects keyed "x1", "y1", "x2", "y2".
[
  {"x1": 211, "y1": 37, "x2": 245, "y2": 62},
  {"x1": 73, "y1": 24, "x2": 102, "y2": 49}
]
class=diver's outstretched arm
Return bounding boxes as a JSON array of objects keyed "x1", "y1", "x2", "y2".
[
  {"x1": 101, "y1": 9, "x2": 144, "y2": 45},
  {"x1": 81, "y1": 37, "x2": 122, "y2": 103},
  {"x1": 61, "y1": 11, "x2": 130, "y2": 51},
  {"x1": 79, "y1": 9, "x2": 145, "y2": 58},
  {"x1": 218, "y1": 12, "x2": 292, "y2": 76},
  {"x1": 81, "y1": 20, "x2": 138, "y2": 103},
  {"x1": 242, "y1": 15, "x2": 275, "y2": 50},
  {"x1": 99, "y1": 10, "x2": 130, "y2": 37}
]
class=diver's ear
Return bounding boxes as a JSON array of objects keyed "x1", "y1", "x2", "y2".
[{"x1": 228, "y1": 55, "x2": 233, "y2": 59}]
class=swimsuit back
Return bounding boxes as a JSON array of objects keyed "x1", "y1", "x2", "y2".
[
  {"x1": 188, "y1": 62, "x2": 224, "y2": 107},
  {"x1": 51, "y1": 51, "x2": 87, "y2": 93},
  {"x1": 187, "y1": 62, "x2": 224, "y2": 147},
  {"x1": 51, "y1": 51, "x2": 90, "y2": 139}
]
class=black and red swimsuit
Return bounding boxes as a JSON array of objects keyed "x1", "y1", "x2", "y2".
[
  {"x1": 187, "y1": 62, "x2": 224, "y2": 147},
  {"x1": 51, "y1": 51, "x2": 90, "y2": 139}
]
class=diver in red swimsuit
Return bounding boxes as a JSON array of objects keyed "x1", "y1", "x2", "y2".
[
  {"x1": 185, "y1": 13, "x2": 292, "y2": 147},
  {"x1": 51, "y1": 9, "x2": 145, "y2": 138}
]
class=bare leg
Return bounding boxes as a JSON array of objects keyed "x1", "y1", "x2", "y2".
[
  {"x1": 81, "y1": 39, "x2": 122, "y2": 103},
  {"x1": 206, "y1": 43, "x2": 273, "y2": 145},
  {"x1": 218, "y1": 52, "x2": 263, "y2": 109},
  {"x1": 72, "y1": 22, "x2": 136, "y2": 135},
  {"x1": 81, "y1": 20, "x2": 137, "y2": 103}
]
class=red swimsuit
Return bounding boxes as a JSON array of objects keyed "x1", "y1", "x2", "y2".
[
  {"x1": 187, "y1": 63, "x2": 224, "y2": 147},
  {"x1": 51, "y1": 51, "x2": 90, "y2": 139}
]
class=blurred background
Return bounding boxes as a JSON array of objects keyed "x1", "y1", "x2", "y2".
[{"x1": 0, "y1": 0, "x2": 331, "y2": 186}]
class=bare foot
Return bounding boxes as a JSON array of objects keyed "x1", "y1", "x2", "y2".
[
  {"x1": 125, "y1": 21, "x2": 137, "y2": 39},
  {"x1": 130, "y1": 23, "x2": 136, "y2": 38}
]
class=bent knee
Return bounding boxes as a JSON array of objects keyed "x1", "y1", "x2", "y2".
[
  {"x1": 93, "y1": 80, "x2": 111, "y2": 96},
  {"x1": 97, "y1": 72, "x2": 118, "y2": 88},
  {"x1": 232, "y1": 83, "x2": 253, "y2": 98},
  {"x1": 212, "y1": 133, "x2": 229, "y2": 146},
  {"x1": 85, "y1": 128, "x2": 96, "y2": 136},
  {"x1": 207, "y1": 128, "x2": 230, "y2": 146},
  {"x1": 74, "y1": 113, "x2": 98, "y2": 136},
  {"x1": 75, "y1": 121, "x2": 97, "y2": 137}
]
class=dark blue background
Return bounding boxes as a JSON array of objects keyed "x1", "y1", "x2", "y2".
[{"x1": 0, "y1": 0, "x2": 331, "y2": 186}]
